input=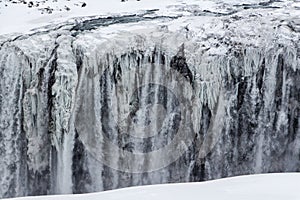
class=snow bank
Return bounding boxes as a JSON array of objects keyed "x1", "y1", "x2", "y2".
[
  {"x1": 5, "y1": 173, "x2": 300, "y2": 200},
  {"x1": 1, "y1": 0, "x2": 298, "y2": 35},
  {"x1": 0, "y1": 0, "x2": 193, "y2": 34}
]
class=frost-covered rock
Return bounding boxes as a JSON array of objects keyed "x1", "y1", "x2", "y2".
[{"x1": 0, "y1": 0, "x2": 299, "y2": 198}]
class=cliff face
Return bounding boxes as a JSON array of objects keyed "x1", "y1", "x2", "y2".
[{"x1": 0, "y1": 4, "x2": 299, "y2": 198}]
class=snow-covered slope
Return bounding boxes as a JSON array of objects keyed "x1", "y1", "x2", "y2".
[
  {"x1": 5, "y1": 173, "x2": 300, "y2": 200},
  {"x1": 0, "y1": 0, "x2": 200, "y2": 34},
  {"x1": 1, "y1": 0, "x2": 300, "y2": 35}
]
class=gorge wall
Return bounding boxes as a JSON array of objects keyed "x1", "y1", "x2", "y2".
[{"x1": 0, "y1": 5, "x2": 300, "y2": 198}]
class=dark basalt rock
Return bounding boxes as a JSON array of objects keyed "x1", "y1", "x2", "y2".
[
  {"x1": 170, "y1": 45, "x2": 193, "y2": 84},
  {"x1": 72, "y1": 131, "x2": 92, "y2": 194}
]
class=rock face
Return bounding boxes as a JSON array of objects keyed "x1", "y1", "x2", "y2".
[{"x1": 0, "y1": 2, "x2": 300, "y2": 198}]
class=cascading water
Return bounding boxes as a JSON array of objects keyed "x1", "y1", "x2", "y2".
[{"x1": 0, "y1": 3, "x2": 299, "y2": 199}]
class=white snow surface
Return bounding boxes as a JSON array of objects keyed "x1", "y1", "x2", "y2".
[
  {"x1": 0, "y1": 0, "x2": 200, "y2": 34},
  {"x1": 1, "y1": 0, "x2": 300, "y2": 35},
  {"x1": 4, "y1": 173, "x2": 300, "y2": 200}
]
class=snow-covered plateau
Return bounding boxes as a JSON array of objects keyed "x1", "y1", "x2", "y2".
[{"x1": 0, "y1": 0, "x2": 299, "y2": 199}]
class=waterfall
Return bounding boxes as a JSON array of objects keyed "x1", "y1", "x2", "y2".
[{"x1": 0, "y1": 7, "x2": 299, "y2": 198}]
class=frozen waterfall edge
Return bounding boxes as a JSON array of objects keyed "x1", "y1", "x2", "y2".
[{"x1": 0, "y1": 11, "x2": 299, "y2": 198}]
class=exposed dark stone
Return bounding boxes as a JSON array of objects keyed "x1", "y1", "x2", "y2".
[
  {"x1": 237, "y1": 78, "x2": 248, "y2": 111},
  {"x1": 71, "y1": 11, "x2": 177, "y2": 33},
  {"x1": 72, "y1": 131, "x2": 91, "y2": 194},
  {"x1": 37, "y1": 67, "x2": 45, "y2": 91},
  {"x1": 47, "y1": 45, "x2": 58, "y2": 139},
  {"x1": 170, "y1": 45, "x2": 193, "y2": 84},
  {"x1": 112, "y1": 60, "x2": 122, "y2": 84},
  {"x1": 27, "y1": 169, "x2": 50, "y2": 196},
  {"x1": 274, "y1": 54, "x2": 284, "y2": 110},
  {"x1": 256, "y1": 58, "x2": 265, "y2": 93}
]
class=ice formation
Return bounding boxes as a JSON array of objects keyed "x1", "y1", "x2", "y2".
[{"x1": 0, "y1": 1, "x2": 299, "y2": 198}]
